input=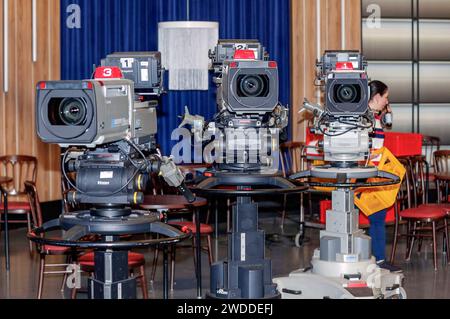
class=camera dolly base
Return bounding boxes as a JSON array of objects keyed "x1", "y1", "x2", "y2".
[
  {"x1": 28, "y1": 210, "x2": 191, "y2": 299},
  {"x1": 275, "y1": 167, "x2": 406, "y2": 299},
  {"x1": 193, "y1": 171, "x2": 307, "y2": 299}
]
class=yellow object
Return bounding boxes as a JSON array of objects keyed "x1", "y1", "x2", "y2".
[
  {"x1": 354, "y1": 147, "x2": 406, "y2": 217},
  {"x1": 137, "y1": 175, "x2": 142, "y2": 190}
]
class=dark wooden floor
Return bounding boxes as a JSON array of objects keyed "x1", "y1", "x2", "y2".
[{"x1": 0, "y1": 215, "x2": 449, "y2": 299}]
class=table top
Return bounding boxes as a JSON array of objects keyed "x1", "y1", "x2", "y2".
[
  {"x1": 140, "y1": 195, "x2": 208, "y2": 210},
  {"x1": 435, "y1": 173, "x2": 450, "y2": 181}
]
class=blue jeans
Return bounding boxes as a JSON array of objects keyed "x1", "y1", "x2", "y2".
[{"x1": 368, "y1": 209, "x2": 387, "y2": 261}]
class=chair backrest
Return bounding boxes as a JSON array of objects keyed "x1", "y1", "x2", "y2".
[
  {"x1": 422, "y1": 135, "x2": 440, "y2": 172},
  {"x1": 0, "y1": 155, "x2": 37, "y2": 197},
  {"x1": 408, "y1": 155, "x2": 429, "y2": 206},
  {"x1": 280, "y1": 141, "x2": 305, "y2": 178},
  {"x1": 24, "y1": 181, "x2": 43, "y2": 228},
  {"x1": 434, "y1": 150, "x2": 450, "y2": 174},
  {"x1": 397, "y1": 158, "x2": 414, "y2": 211}
]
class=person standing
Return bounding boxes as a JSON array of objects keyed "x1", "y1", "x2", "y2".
[{"x1": 366, "y1": 80, "x2": 402, "y2": 272}]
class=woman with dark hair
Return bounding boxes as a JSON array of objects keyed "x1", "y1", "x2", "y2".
[{"x1": 366, "y1": 80, "x2": 402, "y2": 272}]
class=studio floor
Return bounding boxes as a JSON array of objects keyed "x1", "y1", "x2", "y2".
[{"x1": 0, "y1": 214, "x2": 449, "y2": 300}]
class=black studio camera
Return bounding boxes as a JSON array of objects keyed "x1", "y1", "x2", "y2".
[
  {"x1": 304, "y1": 51, "x2": 373, "y2": 166},
  {"x1": 319, "y1": 51, "x2": 369, "y2": 116},
  {"x1": 180, "y1": 40, "x2": 289, "y2": 172}
]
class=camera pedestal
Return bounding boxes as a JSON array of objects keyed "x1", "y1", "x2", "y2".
[
  {"x1": 193, "y1": 172, "x2": 307, "y2": 299},
  {"x1": 273, "y1": 167, "x2": 406, "y2": 299},
  {"x1": 28, "y1": 210, "x2": 191, "y2": 299},
  {"x1": 88, "y1": 248, "x2": 137, "y2": 299}
]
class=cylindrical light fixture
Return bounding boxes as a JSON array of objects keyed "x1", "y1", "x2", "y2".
[{"x1": 158, "y1": 21, "x2": 219, "y2": 91}]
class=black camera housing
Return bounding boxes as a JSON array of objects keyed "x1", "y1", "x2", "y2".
[
  {"x1": 220, "y1": 60, "x2": 279, "y2": 115},
  {"x1": 210, "y1": 39, "x2": 268, "y2": 67},
  {"x1": 101, "y1": 52, "x2": 164, "y2": 96},
  {"x1": 325, "y1": 73, "x2": 369, "y2": 116}
]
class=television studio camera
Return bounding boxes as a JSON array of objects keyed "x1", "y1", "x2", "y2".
[
  {"x1": 30, "y1": 52, "x2": 194, "y2": 299},
  {"x1": 273, "y1": 51, "x2": 407, "y2": 299},
  {"x1": 180, "y1": 39, "x2": 289, "y2": 172},
  {"x1": 179, "y1": 40, "x2": 306, "y2": 299}
]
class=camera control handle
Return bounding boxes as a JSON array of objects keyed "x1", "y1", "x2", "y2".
[
  {"x1": 303, "y1": 98, "x2": 324, "y2": 118},
  {"x1": 178, "y1": 182, "x2": 196, "y2": 203},
  {"x1": 158, "y1": 156, "x2": 196, "y2": 203}
]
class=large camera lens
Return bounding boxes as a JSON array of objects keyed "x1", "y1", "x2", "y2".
[
  {"x1": 237, "y1": 74, "x2": 269, "y2": 98},
  {"x1": 58, "y1": 98, "x2": 87, "y2": 126},
  {"x1": 335, "y1": 84, "x2": 358, "y2": 103}
]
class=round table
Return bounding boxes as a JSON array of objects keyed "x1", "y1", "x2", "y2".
[
  {"x1": 140, "y1": 195, "x2": 208, "y2": 299},
  {"x1": 0, "y1": 176, "x2": 13, "y2": 271}
]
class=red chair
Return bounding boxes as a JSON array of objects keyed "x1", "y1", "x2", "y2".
[
  {"x1": 0, "y1": 156, "x2": 37, "y2": 253},
  {"x1": 390, "y1": 157, "x2": 449, "y2": 271},
  {"x1": 25, "y1": 181, "x2": 74, "y2": 299},
  {"x1": 167, "y1": 212, "x2": 213, "y2": 292},
  {"x1": 142, "y1": 193, "x2": 211, "y2": 293},
  {"x1": 169, "y1": 211, "x2": 214, "y2": 264},
  {"x1": 279, "y1": 142, "x2": 311, "y2": 230},
  {"x1": 434, "y1": 150, "x2": 450, "y2": 204},
  {"x1": 422, "y1": 136, "x2": 440, "y2": 190}
]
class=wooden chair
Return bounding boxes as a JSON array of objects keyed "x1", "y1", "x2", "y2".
[
  {"x1": 168, "y1": 204, "x2": 214, "y2": 268},
  {"x1": 390, "y1": 157, "x2": 449, "y2": 271},
  {"x1": 25, "y1": 181, "x2": 74, "y2": 299},
  {"x1": 422, "y1": 136, "x2": 440, "y2": 172},
  {"x1": 141, "y1": 189, "x2": 211, "y2": 293},
  {"x1": 279, "y1": 141, "x2": 312, "y2": 230},
  {"x1": 434, "y1": 150, "x2": 450, "y2": 203},
  {"x1": 0, "y1": 155, "x2": 38, "y2": 253},
  {"x1": 280, "y1": 142, "x2": 304, "y2": 177}
]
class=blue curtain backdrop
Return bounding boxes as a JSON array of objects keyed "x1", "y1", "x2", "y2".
[{"x1": 61, "y1": 0, "x2": 291, "y2": 155}]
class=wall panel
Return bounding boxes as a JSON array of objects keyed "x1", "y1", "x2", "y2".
[
  {"x1": 291, "y1": 0, "x2": 362, "y2": 142},
  {"x1": 362, "y1": 0, "x2": 450, "y2": 19},
  {"x1": 0, "y1": 0, "x2": 61, "y2": 201},
  {"x1": 362, "y1": 0, "x2": 450, "y2": 144},
  {"x1": 363, "y1": 19, "x2": 450, "y2": 61}
]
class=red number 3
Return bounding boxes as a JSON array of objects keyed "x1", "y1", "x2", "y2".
[{"x1": 103, "y1": 68, "x2": 112, "y2": 77}]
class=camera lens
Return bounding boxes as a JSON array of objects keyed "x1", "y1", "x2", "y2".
[
  {"x1": 240, "y1": 75, "x2": 264, "y2": 97},
  {"x1": 58, "y1": 98, "x2": 87, "y2": 126},
  {"x1": 335, "y1": 84, "x2": 358, "y2": 103},
  {"x1": 237, "y1": 75, "x2": 269, "y2": 97}
]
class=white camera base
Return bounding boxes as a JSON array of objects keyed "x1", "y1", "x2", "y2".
[{"x1": 273, "y1": 249, "x2": 406, "y2": 299}]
